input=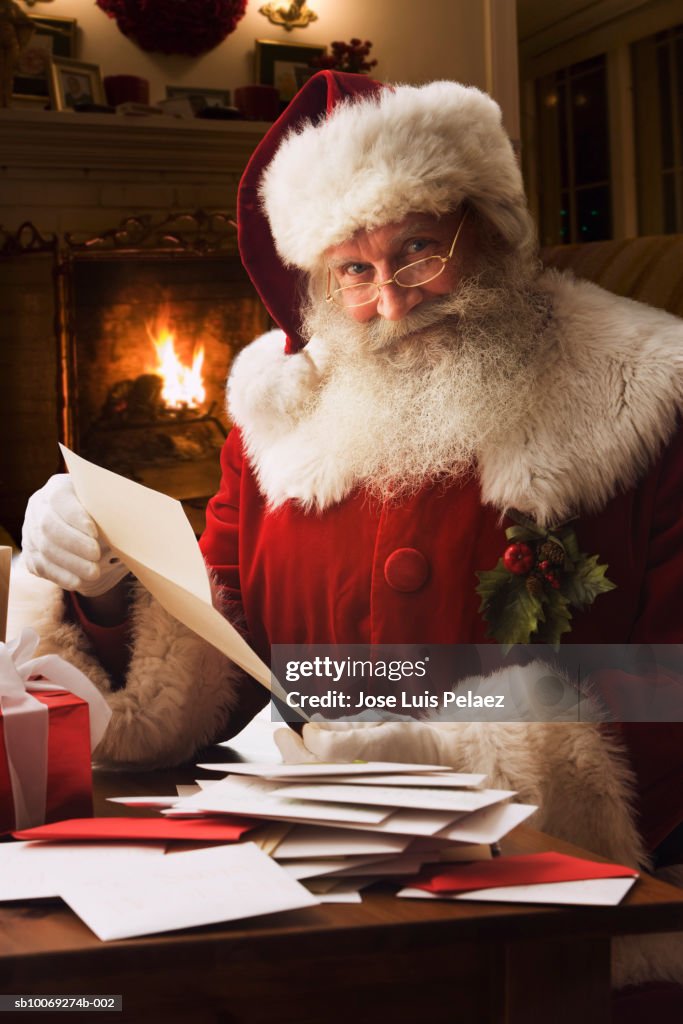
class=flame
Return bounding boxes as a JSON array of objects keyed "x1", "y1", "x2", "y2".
[{"x1": 147, "y1": 323, "x2": 205, "y2": 409}]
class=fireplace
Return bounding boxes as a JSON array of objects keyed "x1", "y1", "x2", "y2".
[
  {"x1": 62, "y1": 211, "x2": 270, "y2": 533},
  {"x1": 0, "y1": 213, "x2": 270, "y2": 541}
]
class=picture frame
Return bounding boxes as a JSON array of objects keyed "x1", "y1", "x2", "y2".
[
  {"x1": 49, "y1": 57, "x2": 106, "y2": 112},
  {"x1": 255, "y1": 39, "x2": 325, "y2": 106},
  {"x1": 9, "y1": 93, "x2": 50, "y2": 111},
  {"x1": 13, "y1": 15, "x2": 77, "y2": 102},
  {"x1": 166, "y1": 86, "x2": 232, "y2": 109}
]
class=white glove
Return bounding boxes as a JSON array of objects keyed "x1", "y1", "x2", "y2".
[
  {"x1": 275, "y1": 718, "x2": 449, "y2": 766},
  {"x1": 22, "y1": 474, "x2": 129, "y2": 596}
]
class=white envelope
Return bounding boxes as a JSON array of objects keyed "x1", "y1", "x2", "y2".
[
  {"x1": 311, "y1": 888, "x2": 363, "y2": 903},
  {"x1": 328, "y1": 855, "x2": 428, "y2": 878},
  {"x1": 434, "y1": 802, "x2": 538, "y2": 845},
  {"x1": 329, "y1": 772, "x2": 487, "y2": 789},
  {"x1": 281, "y1": 855, "x2": 388, "y2": 880},
  {"x1": 0, "y1": 842, "x2": 164, "y2": 901},
  {"x1": 59, "y1": 843, "x2": 319, "y2": 941},
  {"x1": 107, "y1": 796, "x2": 180, "y2": 808},
  {"x1": 196, "y1": 762, "x2": 460, "y2": 779},
  {"x1": 276, "y1": 783, "x2": 516, "y2": 814},
  {"x1": 286, "y1": 808, "x2": 461, "y2": 837},
  {"x1": 173, "y1": 776, "x2": 391, "y2": 825},
  {"x1": 274, "y1": 825, "x2": 410, "y2": 859}
]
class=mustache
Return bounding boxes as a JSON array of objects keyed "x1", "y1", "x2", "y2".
[
  {"x1": 359, "y1": 291, "x2": 466, "y2": 349},
  {"x1": 306, "y1": 273, "x2": 532, "y2": 357}
]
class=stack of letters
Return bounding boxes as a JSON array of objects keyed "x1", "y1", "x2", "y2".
[
  {"x1": 125, "y1": 759, "x2": 537, "y2": 904},
  {"x1": 3, "y1": 760, "x2": 638, "y2": 941}
]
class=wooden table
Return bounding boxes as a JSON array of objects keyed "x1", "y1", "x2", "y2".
[{"x1": 1, "y1": 753, "x2": 683, "y2": 1023}]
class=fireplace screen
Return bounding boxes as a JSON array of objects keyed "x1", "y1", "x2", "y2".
[{"x1": 61, "y1": 214, "x2": 270, "y2": 533}]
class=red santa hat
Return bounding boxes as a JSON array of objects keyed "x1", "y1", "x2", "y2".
[{"x1": 237, "y1": 71, "x2": 530, "y2": 353}]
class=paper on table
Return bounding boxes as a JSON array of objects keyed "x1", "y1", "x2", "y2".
[
  {"x1": 249, "y1": 821, "x2": 294, "y2": 856},
  {"x1": 174, "y1": 776, "x2": 392, "y2": 825},
  {"x1": 434, "y1": 802, "x2": 538, "y2": 846},
  {"x1": 59, "y1": 842, "x2": 319, "y2": 941},
  {"x1": 0, "y1": 841, "x2": 164, "y2": 901},
  {"x1": 406, "y1": 852, "x2": 638, "y2": 894},
  {"x1": 327, "y1": 855, "x2": 428, "y2": 878},
  {"x1": 329, "y1": 772, "x2": 487, "y2": 789},
  {"x1": 170, "y1": 784, "x2": 462, "y2": 836},
  {"x1": 291, "y1": 808, "x2": 462, "y2": 837},
  {"x1": 281, "y1": 855, "x2": 387, "y2": 880},
  {"x1": 274, "y1": 825, "x2": 410, "y2": 859},
  {"x1": 398, "y1": 877, "x2": 637, "y2": 906},
  {"x1": 276, "y1": 783, "x2": 516, "y2": 814},
  {"x1": 60, "y1": 446, "x2": 281, "y2": 699},
  {"x1": 196, "y1": 762, "x2": 458, "y2": 779},
  {"x1": 300, "y1": 875, "x2": 365, "y2": 902},
  {"x1": 313, "y1": 890, "x2": 363, "y2": 904},
  {"x1": 176, "y1": 785, "x2": 203, "y2": 798},
  {"x1": 107, "y1": 796, "x2": 180, "y2": 808}
]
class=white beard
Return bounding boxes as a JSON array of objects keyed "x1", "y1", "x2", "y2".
[{"x1": 298, "y1": 271, "x2": 553, "y2": 504}]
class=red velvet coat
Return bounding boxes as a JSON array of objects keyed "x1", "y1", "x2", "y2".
[{"x1": 201, "y1": 423, "x2": 683, "y2": 853}]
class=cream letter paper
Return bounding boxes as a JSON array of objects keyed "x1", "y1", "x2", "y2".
[{"x1": 60, "y1": 445, "x2": 281, "y2": 699}]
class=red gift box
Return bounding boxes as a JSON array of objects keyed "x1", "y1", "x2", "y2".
[{"x1": 0, "y1": 689, "x2": 92, "y2": 834}]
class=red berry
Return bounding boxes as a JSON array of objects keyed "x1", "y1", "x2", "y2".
[
  {"x1": 503, "y1": 542, "x2": 534, "y2": 575},
  {"x1": 539, "y1": 560, "x2": 550, "y2": 571}
]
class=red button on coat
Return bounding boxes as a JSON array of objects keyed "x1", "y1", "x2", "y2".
[{"x1": 384, "y1": 548, "x2": 430, "y2": 592}]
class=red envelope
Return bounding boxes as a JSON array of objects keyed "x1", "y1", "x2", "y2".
[
  {"x1": 408, "y1": 852, "x2": 638, "y2": 893},
  {"x1": 12, "y1": 815, "x2": 257, "y2": 843},
  {"x1": 0, "y1": 691, "x2": 92, "y2": 834}
]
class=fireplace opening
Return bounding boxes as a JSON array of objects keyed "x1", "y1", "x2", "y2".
[{"x1": 62, "y1": 214, "x2": 270, "y2": 534}]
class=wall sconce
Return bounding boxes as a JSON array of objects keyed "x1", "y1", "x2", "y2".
[{"x1": 259, "y1": 1, "x2": 318, "y2": 32}]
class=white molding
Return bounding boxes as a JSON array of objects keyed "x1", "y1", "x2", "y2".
[
  {"x1": 483, "y1": 0, "x2": 521, "y2": 144},
  {"x1": 607, "y1": 47, "x2": 638, "y2": 238},
  {"x1": 520, "y1": 0, "x2": 650, "y2": 61},
  {"x1": 520, "y1": 0, "x2": 683, "y2": 79}
]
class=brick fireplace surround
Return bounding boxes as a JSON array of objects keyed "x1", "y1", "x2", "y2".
[{"x1": 0, "y1": 110, "x2": 268, "y2": 543}]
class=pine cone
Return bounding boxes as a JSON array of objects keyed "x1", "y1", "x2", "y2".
[
  {"x1": 525, "y1": 574, "x2": 544, "y2": 598},
  {"x1": 538, "y1": 541, "x2": 565, "y2": 566}
]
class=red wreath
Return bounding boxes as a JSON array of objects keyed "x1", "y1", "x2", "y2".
[{"x1": 96, "y1": 0, "x2": 247, "y2": 58}]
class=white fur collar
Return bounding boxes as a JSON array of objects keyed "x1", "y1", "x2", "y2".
[{"x1": 227, "y1": 273, "x2": 683, "y2": 525}]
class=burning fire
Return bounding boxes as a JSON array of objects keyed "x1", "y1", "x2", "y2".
[{"x1": 147, "y1": 322, "x2": 205, "y2": 410}]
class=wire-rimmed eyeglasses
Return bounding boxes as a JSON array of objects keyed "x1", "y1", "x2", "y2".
[{"x1": 326, "y1": 210, "x2": 468, "y2": 309}]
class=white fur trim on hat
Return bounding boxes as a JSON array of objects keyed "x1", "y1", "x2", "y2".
[{"x1": 259, "y1": 80, "x2": 532, "y2": 271}]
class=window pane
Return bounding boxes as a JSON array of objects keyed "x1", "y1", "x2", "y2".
[
  {"x1": 632, "y1": 24, "x2": 683, "y2": 235},
  {"x1": 560, "y1": 192, "x2": 570, "y2": 243},
  {"x1": 572, "y1": 67, "x2": 610, "y2": 185},
  {"x1": 558, "y1": 77, "x2": 569, "y2": 189},
  {"x1": 662, "y1": 172, "x2": 677, "y2": 232},
  {"x1": 576, "y1": 186, "x2": 611, "y2": 241}
]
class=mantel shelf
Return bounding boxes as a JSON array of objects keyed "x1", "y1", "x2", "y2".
[{"x1": 0, "y1": 109, "x2": 269, "y2": 177}]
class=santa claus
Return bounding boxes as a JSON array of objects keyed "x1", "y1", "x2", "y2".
[{"x1": 14, "y1": 71, "x2": 683, "y2": 1007}]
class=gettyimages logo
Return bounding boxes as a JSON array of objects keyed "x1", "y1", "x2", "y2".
[{"x1": 270, "y1": 644, "x2": 683, "y2": 724}]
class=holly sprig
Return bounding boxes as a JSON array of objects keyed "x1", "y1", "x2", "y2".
[{"x1": 475, "y1": 511, "x2": 616, "y2": 647}]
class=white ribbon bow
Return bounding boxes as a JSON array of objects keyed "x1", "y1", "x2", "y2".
[{"x1": 0, "y1": 628, "x2": 112, "y2": 830}]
